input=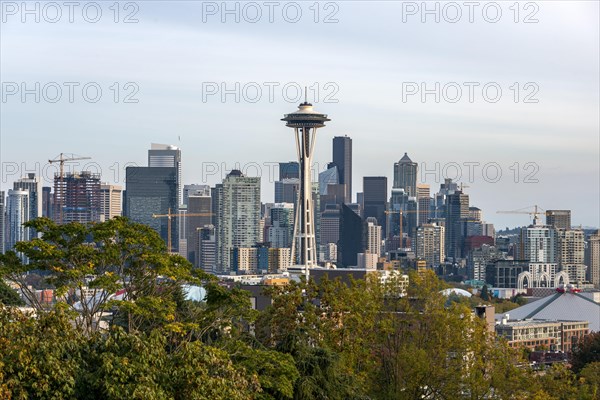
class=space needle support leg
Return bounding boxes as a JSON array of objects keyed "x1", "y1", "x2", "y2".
[{"x1": 291, "y1": 127, "x2": 302, "y2": 266}]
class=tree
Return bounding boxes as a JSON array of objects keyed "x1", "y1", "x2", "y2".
[
  {"x1": 572, "y1": 332, "x2": 600, "y2": 373},
  {"x1": 0, "y1": 217, "x2": 211, "y2": 334},
  {"x1": 578, "y1": 362, "x2": 600, "y2": 399},
  {"x1": 480, "y1": 284, "x2": 490, "y2": 301},
  {"x1": 0, "y1": 279, "x2": 23, "y2": 306},
  {"x1": 0, "y1": 306, "x2": 85, "y2": 399}
]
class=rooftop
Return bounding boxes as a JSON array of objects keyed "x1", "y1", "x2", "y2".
[{"x1": 496, "y1": 291, "x2": 600, "y2": 331}]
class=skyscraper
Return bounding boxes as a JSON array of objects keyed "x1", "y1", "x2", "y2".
[
  {"x1": 0, "y1": 191, "x2": 5, "y2": 254},
  {"x1": 198, "y1": 225, "x2": 216, "y2": 272},
  {"x1": 14, "y1": 173, "x2": 42, "y2": 238},
  {"x1": 469, "y1": 207, "x2": 483, "y2": 221},
  {"x1": 279, "y1": 162, "x2": 300, "y2": 180},
  {"x1": 589, "y1": 231, "x2": 600, "y2": 288},
  {"x1": 318, "y1": 165, "x2": 339, "y2": 196},
  {"x1": 519, "y1": 223, "x2": 557, "y2": 264},
  {"x1": 183, "y1": 184, "x2": 210, "y2": 205},
  {"x1": 320, "y1": 204, "x2": 341, "y2": 246},
  {"x1": 393, "y1": 153, "x2": 417, "y2": 197},
  {"x1": 433, "y1": 178, "x2": 458, "y2": 219},
  {"x1": 42, "y1": 186, "x2": 53, "y2": 219},
  {"x1": 416, "y1": 183, "x2": 431, "y2": 226},
  {"x1": 557, "y1": 229, "x2": 586, "y2": 283},
  {"x1": 124, "y1": 166, "x2": 178, "y2": 249},
  {"x1": 6, "y1": 189, "x2": 29, "y2": 258},
  {"x1": 215, "y1": 170, "x2": 261, "y2": 272},
  {"x1": 415, "y1": 223, "x2": 445, "y2": 268},
  {"x1": 53, "y1": 171, "x2": 101, "y2": 224},
  {"x1": 186, "y1": 194, "x2": 212, "y2": 265},
  {"x1": 445, "y1": 190, "x2": 469, "y2": 260},
  {"x1": 274, "y1": 179, "x2": 299, "y2": 203},
  {"x1": 267, "y1": 203, "x2": 294, "y2": 248},
  {"x1": 365, "y1": 217, "x2": 382, "y2": 256},
  {"x1": 546, "y1": 210, "x2": 571, "y2": 230},
  {"x1": 148, "y1": 143, "x2": 182, "y2": 206},
  {"x1": 100, "y1": 184, "x2": 123, "y2": 221},
  {"x1": 338, "y1": 203, "x2": 364, "y2": 268},
  {"x1": 363, "y1": 176, "x2": 388, "y2": 236},
  {"x1": 332, "y1": 136, "x2": 352, "y2": 203}
]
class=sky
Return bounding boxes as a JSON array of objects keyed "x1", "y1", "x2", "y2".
[{"x1": 1, "y1": 0, "x2": 599, "y2": 229}]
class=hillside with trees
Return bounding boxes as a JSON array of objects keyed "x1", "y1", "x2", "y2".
[{"x1": 1, "y1": 218, "x2": 599, "y2": 399}]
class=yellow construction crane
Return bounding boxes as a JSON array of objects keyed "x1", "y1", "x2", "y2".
[
  {"x1": 152, "y1": 208, "x2": 213, "y2": 253},
  {"x1": 48, "y1": 153, "x2": 92, "y2": 224},
  {"x1": 496, "y1": 205, "x2": 545, "y2": 225},
  {"x1": 384, "y1": 209, "x2": 420, "y2": 245}
]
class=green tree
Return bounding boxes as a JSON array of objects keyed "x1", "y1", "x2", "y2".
[
  {"x1": 572, "y1": 332, "x2": 600, "y2": 373},
  {"x1": 480, "y1": 284, "x2": 490, "y2": 301},
  {"x1": 0, "y1": 306, "x2": 85, "y2": 399},
  {"x1": 0, "y1": 217, "x2": 210, "y2": 334},
  {"x1": 256, "y1": 277, "x2": 367, "y2": 399},
  {"x1": 579, "y1": 362, "x2": 600, "y2": 399},
  {"x1": 0, "y1": 279, "x2": 23, "y2": 306}
]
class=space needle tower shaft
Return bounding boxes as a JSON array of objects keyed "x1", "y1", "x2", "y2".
[{"x1": 282, "y1": 98, "x2": 330, "y2": 277}]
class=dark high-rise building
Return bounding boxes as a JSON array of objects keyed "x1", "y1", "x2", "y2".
[
  {"x1": 445, "y1": 190, "x2": 469, "y2": 260},
  {"x1": 186, "y1": 194, "x2": 212, "y2": 265},
  {"x1": 393, "y1": 153, "x2": 417, "y2": 197},
  {"x1": 338, "y1": 203, "x2": 365, "y2": 268},
  {"x1": 363, "y1": 176, "x2": 387, "y2": 235},
  {"x1": 183, "y1": 184, "x2": 210, "y2": 205},
  {"x1": 42, "y1": 186, "x2": 53, "y2": 220},
  {"x1": 433, "y1": 178, "x2": 458, "y2": 219},
  {"x1": 148, "y1": 143, "x2": 182, "y2": 206},
  {"x1": 124, "y1": 166, "x2": 178, "y2": 250},
  {"x1": 198, "y1": 225, "x2": 216, "y2": 272},
  {"x1": 546, "y1": 210, "x2": 571, "y2": 230},
  {"x1": 274, "y1": 179, "x2": 299, "y2": 203},
  {"x1": 320, "y1": 204, "x2": 341, "y2": 246},
  {"x1": 320, "y1": 185, "x2": 347, "y2": 211},
  {"x1": 53, "y1": 171, "x2": 101, "y2": 224},
  {"x1": 332, "y1": 136, "x2": 352, "y2": 203},
  {"x1": 279, "y1": 162, "x2": 300, "y2": 180}
]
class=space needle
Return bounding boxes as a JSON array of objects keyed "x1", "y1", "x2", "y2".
[{"x1": 282, "y1": 95, "x2": 330, "y2": 277}]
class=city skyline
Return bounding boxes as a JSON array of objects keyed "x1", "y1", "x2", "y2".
[
  {"x1": 2, "y1": 3, "x2": 600, "y2": 398},
  {"x1": 0, "y1": 138, "x2": 597, "y2": 230},
  {"x1": 1, "y1": 2, "x2": 598, "y2": 229}
]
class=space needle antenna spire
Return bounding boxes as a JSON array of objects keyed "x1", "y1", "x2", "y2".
[{"x1": 282, "y1": 95, "x2": 330, "y2": 279}]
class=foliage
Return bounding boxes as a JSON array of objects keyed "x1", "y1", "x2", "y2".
[
  {"x1": 480, "y1": 284, "x2": 490, "y2": 301},
  {"x1": 1, "y1": 220, "x2": 599, "y2": 399},
  {"x1": 0, "y1": 306, "x2": 84, "y2": 399},
  {"x1": 572, "y1": 331, "x2": 600, "y2": 373},
  {"x1": 0, "y1": 279, "x2": 24, "y2": 306},
  {"x1": 0, "y1": 217, "x2": 212, "y2": 334}
]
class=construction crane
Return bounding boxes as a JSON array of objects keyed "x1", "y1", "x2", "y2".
[
  {"x1": 152, "y1": 209, "x2": 213, "y2": 253},
  {"x1": 48, "y1": 153, "x2": 92, "y2": 224},
  {"x1": 384, "y1": 209, "x2": 420, "y2": 247},
  {"x1": 496, "y1": 205, "x2": 545, "y2": 225}
]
